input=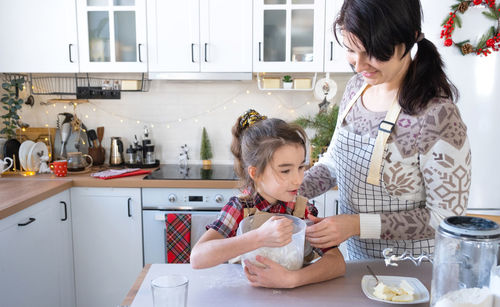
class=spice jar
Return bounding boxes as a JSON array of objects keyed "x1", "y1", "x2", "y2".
[
  {"x1": 125, "y1": 145, "x2": 136, "y2": 165},
  {"x1": 145, "y1": 144, "x2": 156, "y2": 165}
]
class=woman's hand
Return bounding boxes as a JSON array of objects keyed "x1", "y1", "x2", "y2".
[
  {"x1": 243, "y1": 256, "x2": 296, "y2": 288},
  {"x1": 254, "y1": 216, "x2": 293, "y2": 248},
  {"x1": 305, "y1": 214, "x2": 360, "y2": 248}
]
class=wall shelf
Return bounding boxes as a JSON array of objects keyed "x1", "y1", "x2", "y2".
[{"x1": 256, "y1": 72, "x2": 317, "y2": 91}]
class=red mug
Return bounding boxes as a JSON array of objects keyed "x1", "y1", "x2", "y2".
[{"x1": 50, "y1": 160, "x2": 68, "y2": 177}]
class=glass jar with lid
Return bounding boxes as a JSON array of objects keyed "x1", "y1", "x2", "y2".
[
  {"x1": 431, "y1": 216, "x2": 500, "y2": 306},
  {"x1": 145, "y1": 144, "x2": 155, "y2": 165}
]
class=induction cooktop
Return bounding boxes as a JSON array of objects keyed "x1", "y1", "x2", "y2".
[{"x1": 143, "y1": 164, "x2": 238, "y2": 180}]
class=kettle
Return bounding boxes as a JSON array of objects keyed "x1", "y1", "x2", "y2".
[
  {"x1": 430, "y1": 216, "x2": 500, "y2": 306},
  {"x1": 109, "y1": 137, "x2": 124, "y2": 166}
]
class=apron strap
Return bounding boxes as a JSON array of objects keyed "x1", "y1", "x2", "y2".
[
  {"x1": 338, "y1": 83, "x2": 402, "y2": 186},
  {"x1": 366, "y1": 97, "x2": 401, "y2": 185}
]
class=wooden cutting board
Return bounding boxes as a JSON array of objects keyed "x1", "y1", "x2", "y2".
[{"x1": 16, "y1": 127, "x2": 56, "y2": 162}]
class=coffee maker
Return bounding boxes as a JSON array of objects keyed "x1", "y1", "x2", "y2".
[{"x1": 109, "y1": 137, "x2": 124, "y2": 166}]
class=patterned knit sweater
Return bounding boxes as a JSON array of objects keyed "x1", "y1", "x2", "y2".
[{"x1": 300, "y1": 74, "x2": 471, "y2": 240}]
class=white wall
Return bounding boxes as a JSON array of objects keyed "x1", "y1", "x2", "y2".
[{"x1": 16, "y1": 74, "x2": 352, "y2": 164}]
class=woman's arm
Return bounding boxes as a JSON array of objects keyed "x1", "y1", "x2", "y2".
[
  {"x1": 191, "y1": 216, "x2": 294, "y2": 269},
  {"x1": 244, "y1": 247, "x2": 346, "y2": 288},
  {"x1": 299, "y1": 163, "x2": 337, "y2": 199}
]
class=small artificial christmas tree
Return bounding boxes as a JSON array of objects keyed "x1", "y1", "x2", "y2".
[
  {"x1": 200, "y1": 127, "x2": 213, "y2": 168},
  {"x1": 294, "y1": 105, "x2": 339, "y2": 164}
]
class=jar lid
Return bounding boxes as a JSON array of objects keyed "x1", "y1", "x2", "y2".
[
  {"x1": 439, "y1": 216, "x2": 500, "y2": 240},
  {"x1": 126, "y1": 145, "x2": 136, "y2": 153},
  {"x1": 145, "y1": 144, "x2": 155, "y2": 152}
]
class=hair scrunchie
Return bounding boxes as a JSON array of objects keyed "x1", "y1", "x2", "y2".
[{"x1": 239, "y1": 109, "x2": 267, "y2": 130}]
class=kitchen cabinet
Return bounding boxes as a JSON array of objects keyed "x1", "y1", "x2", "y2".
[
  {"x1": 323, "y1": 0, "x2": 352, "y2": 72},
  {"x1": 76, "y1": 0, "x2": 147, "y2": 72},
  {"x1": 71, "y1": 187, "x2": 142, "y2": 307},
  {"x1": 147, "y1": 0, "x2": 252, "y2": 77},
  {"x1": 0, "y1": 0, "x2": 79, "y2": 73},
  {"x1": 253, "y1": 0, "x2": 325, "y2": 72},
  {"x1": 0, "y1": 190, "x2": 75, "y2": 307}
]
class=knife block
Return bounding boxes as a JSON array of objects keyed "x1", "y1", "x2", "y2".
[{"x1": 88, "y1": 147, "x2": 105, "y2": 166}]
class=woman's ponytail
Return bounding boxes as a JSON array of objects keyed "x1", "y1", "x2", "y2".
[{"x1": 400, "y1": 38, "x2": 459, "y2": 115}]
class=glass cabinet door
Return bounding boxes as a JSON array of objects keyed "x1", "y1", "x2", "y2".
[
  {"x1": 254, "y1": 0, "x2": 325, "y2": 72},
  {"x1": 77, "y1": 0, "x2": 146, "y2": 72}
]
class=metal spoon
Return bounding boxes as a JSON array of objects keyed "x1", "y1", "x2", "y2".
[{"x1": 367, "y1": 265, "x2": 380, "y2": 286}]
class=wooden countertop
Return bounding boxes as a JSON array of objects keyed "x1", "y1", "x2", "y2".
[
  {"x1": 0, "y1": 166, "x2": 239, "y2": 220},
  {"x1": 123, "y1": 260, "x2": 432, "y2": 307}
]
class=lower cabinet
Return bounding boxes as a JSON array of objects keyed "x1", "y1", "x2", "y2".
[
  {"x1": 0, "y1": 190, "x2": 75, "y2": 307},
  {"x1": 71, "y1": 187, "x2": 143, "y2": 307}
]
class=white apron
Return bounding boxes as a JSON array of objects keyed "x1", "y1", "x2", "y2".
[{"x1": 333, "y1": 84, "x2": 434, "y2": 260}]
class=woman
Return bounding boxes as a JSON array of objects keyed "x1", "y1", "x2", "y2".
[{"x1": 300, "y1": 0, "x2": 471, "y2": 260}]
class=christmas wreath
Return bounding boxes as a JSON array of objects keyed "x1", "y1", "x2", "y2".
[{"x1": 441, "y1": 0, "x2": 500, "y2": 56}]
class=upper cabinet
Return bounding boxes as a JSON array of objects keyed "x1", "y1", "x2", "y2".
[
  {"x1": 147, "y1": 0, "x2": 252, "y2": 77},
  {"x1": 0, "y1": 0, "x2": 79, "y2": 73},
  {"x1": 253, "y1": 0, "x2": 325, "y2": 72},
  {"x1": 76, "y1": 0, "x2": 147, "y2": 72},
  {"x1": 324, "y1": 0, "x2": 352, "y2": 73}
]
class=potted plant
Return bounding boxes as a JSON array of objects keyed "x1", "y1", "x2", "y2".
[
  {"x1": 282, "y1": 75, "x2": 293, "y2": 89},
  {"x1": 294, "y1": 105, "x2": 339, "y2": 164},
  {"x1": 1, "y1": 78, "x2": 25, "y2": 140},
  {"x1": 200, "y1": 127, "x2": 213, "y2": 169}
]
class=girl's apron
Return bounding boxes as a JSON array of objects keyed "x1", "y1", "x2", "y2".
[{"x1": 333, "y1": 84, "x2": 433, "y2": 260}]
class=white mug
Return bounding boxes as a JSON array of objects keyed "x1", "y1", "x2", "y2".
[{"x1": 0, "y1": 157, "x2": 13, "y2": 174}]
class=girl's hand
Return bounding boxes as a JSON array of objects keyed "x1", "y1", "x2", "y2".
[
  {"x1": 243, "y1": 256, "x2": 296, "y2": 288},
  {"x1": 305, "y1": 214, "x2": 360, "y2": 248},
  {"x1": 255, "y1": 216, "x2": 293, "y2": 248}
]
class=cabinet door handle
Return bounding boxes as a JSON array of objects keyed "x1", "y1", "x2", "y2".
[
  {"x1": 191, "y1": 43, "x2": 195, "y2": 63},
  {"x1": 127, "y1": 197, "x2": 132, "y2": 217},
  {"x1": 69, "y1": 44, "x2": 74, "y2": 63},
  {"x1": 335, "y1": 199, "x2": 339, "y2": 215},
  {"x1": 258, "y1": 42, "x2": 262, "y2": 61},
  {"x1": 138, "y1": 44, "x2": 143, "y2": 62},
  {"x1": 18, "y1": 217, "x2": 36, "y2": 227},
  {"x1": 60, "y1": 201, "x2": 68, "y2": 221},
  {"x1": 204, "y1": 43, "x2": 208, "y2": 62},
  {"x1": 330, "y1": 41, "x2": 333, "y2": 61}
]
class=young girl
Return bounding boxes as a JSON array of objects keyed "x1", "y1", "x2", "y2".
[{"x1": 190, "y1": 109, "x2": 345, "y2": 289}]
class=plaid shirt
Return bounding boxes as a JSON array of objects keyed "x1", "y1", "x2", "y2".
[{"x1": 207, "y1": 193, "x2": 318, "y2": 238}]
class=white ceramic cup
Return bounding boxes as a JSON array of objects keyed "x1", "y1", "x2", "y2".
[
  {"x1": 0, "y1": 157, "x2": 13, "y2": 174},
  {"x1": 151, "y1": 275, "x2": 188, "y2": 307},
  {"x1": 491, "y1": 265, "x2": 500, "y2": 307}
]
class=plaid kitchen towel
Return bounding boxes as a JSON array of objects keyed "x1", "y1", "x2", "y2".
[{"x1": 166, "y1": 213, "x2": 191, "y2": 263}]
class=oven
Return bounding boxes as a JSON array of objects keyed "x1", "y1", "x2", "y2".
[{"x1": 142, "y1": 187, "x2": 238, "y2": 264}]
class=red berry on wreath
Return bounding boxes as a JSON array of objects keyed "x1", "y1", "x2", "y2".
[
  {"x1": 444, "y1": 39, "x2": 453, "y2": 47},
  {"x1": 473, "y1": 0, "x2": 482, "y2": 5},
  {"x1": 487, "y1": 39, "x2": 495, "y2": 47}
]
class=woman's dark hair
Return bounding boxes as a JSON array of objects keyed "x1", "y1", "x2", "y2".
[
  {"x1": 334, "y1": 0, "x2": 458, "y2": 115},
  {"x1": 231, "y1": 115, "x2": 308, "y2": 193}
]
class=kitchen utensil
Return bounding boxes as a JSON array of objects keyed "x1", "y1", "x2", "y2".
[
  {"x1": 109, "y1": 137, "x2": 124, "y2": 166},
  {"x1": 96, "y1": 126, "x2": 104, "y2": 147},
  {"x1": 19, "y1": 140, "x2": 35, "y2": 171},
  {"x1": 67, "y1": 152, "x2": 93, "y2": 172},
  {"x1": 0, "y1": 157, "x2": 13, "y2": 175},
  {"x1": 49, "y1": 160, "x2": 67, "y2": 177},
  {"x1": 87, "y1": 129, "x2": 98, "y2": 147},
  {"x1": 367, "y1": 265, "x2": 380, "y2": 286},
  {"x1": 59, "y1": 121, "x2": 71, "y2": 159},
  {"x1": 237, "y1": 214, "x2": 306, "y2": 270},
  {"x1": 27, "y1": 142, "x2": 49, "y2": 172},
  {"x1": 3, "y1": 139, "x2": 21, "y2": 171},
  {"x1": 361, "y1": 275, "x2": 429, "y2": 304},
  {"x1": 431, "y1": 216, "x2": 500, "y2": 306}
]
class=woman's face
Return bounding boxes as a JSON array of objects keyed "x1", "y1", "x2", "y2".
[
  {"x1": 250, "y1": 144, "x2": 306, "y2": 204},
  {"x1": 343, "y1": 31, "x2": 410, "y2": 86}
]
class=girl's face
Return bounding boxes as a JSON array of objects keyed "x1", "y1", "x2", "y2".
[
  {"x1": 250, "y1": 144, "x2": 306, "y2": 204},
  {"x1": 342, "y1": 31, "x2": 410, "y2": 86}
]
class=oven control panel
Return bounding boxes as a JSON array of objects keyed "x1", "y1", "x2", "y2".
[{"x1": 143, "y1": 188, "x2": 239, "y2": 210}]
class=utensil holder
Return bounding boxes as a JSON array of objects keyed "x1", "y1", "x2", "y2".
[{"x1": 88, "y1": 147, "x2": 105, "y2": 166}]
